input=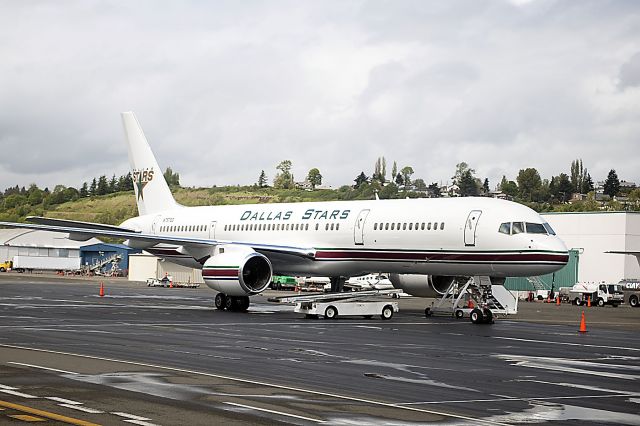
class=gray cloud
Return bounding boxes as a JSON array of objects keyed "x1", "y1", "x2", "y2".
[{"x1": 0, "y1": 0, "x2": 639, "y2": 193}]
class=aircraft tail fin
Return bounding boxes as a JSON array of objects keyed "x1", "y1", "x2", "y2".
[{"x1": 121, "y1": 112, "x2": 179, "y2": 216}]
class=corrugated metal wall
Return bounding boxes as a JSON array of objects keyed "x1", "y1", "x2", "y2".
[{"x1": 505, "y1": 249, "x2": 579, "y2": 291}]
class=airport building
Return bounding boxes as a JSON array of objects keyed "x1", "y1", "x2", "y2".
[{"x1": 542, "y1": 211, "x2": 640, "y2": 283}]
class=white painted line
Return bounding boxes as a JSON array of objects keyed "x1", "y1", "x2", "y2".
[
  {"x1": 492, "y1": 336, "x2": 640, "y2": 352},
  {"x1": 516, "y1": 379, "x2": 640, "y2": 396},
  {"x1": 0, "y1": 384, "x2": 17, "y2": 390},
  {"x1": 224, "y1": 401, "x2": 324, "y2": 423},
  {"x1": 46, "y1": 397, "x2": 82, "y2": 404},
  {"x1": 112, "y1": 412, "x2": 158, "y2": 426},
  {"x1": 59, "y1": 403, "x2": 104, "y2": 414},
  {"x1": 0, "y1": 389, "x2": 38, "y2": 398},
  {"x1": 0, "y1": 343, "x2": 505, "y2": 426},
  {"x1": 8, "y1": 362, "x2": 79, "y2": 375},
  {"x1": 400, "y1": 394, "x2": 635, "y2": 406}
]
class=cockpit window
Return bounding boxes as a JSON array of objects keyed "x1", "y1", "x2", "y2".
[
  {"x1": 512, "y1": 222, "x2": 524, "y2": 234},
  {"x1": 525, "y1": 222, "x2": 547, "y2": 234},
  {"x1": 499, "y1": 222, "x2": 511, "y2": 234},
  {"x1": 543, "y1": 222, "x2": 556, "y2": 235}
]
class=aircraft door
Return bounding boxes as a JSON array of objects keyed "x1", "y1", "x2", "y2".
[
  {"x1": 152, "y1": 215, "x2": 162, "y2": 234},
  {"x1": 209, "y1": 221, "x2": 217, "y2": 239},
  {"x1": 464, "y1": 210, "x2": 482, "y2": 246},
  {"x1": 354, "y1": 209, "x2": 370, "y2": 245}
]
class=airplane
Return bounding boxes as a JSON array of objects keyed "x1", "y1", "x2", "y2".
[{"x1": 0, "y1": 112, "x2": 569, "y2": 323}]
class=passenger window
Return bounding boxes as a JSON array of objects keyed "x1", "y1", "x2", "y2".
[
  {"x1": 499, "y1": 223, "x2": 511, "y2": 234},
  {"x1": 512, "y1": 222, "x2": 524, "y2": 234},
  {"x1": 409, "y1": 223, "x2": 413, "y2": 230},
  {"x1": 440, "y1": 223, "x2": 444, "y2": 230},
  {"x1": 336, "y1": 224, "x2": 339, "y2": 230},
  {"x1": 391, "y1": 223, "x2": 395, "y2": 230},
  {"x1": 397, "y1": 223, "x2": 401, "y2": 230},
  {"x1": 385, "y1": 223, "x2": 389, "y2": 230},
  {"x1": 305, "y1": 224, "x2": 309, "y2": 231},
  {"x1": 330, "y1": 223, "x2": 334, "y2": 231},
  {"x1": 374, "y1": 223, "x2": 378, "y2": 230},
  {"x1": 433, "y1": 222, "x2": 438, "y2": 230},
  {"x1": 427, "y1": 223, "x2": 431, "y2": 230},
  {"x1": 421, "y1": 223, "x2": 425, "y2": 230},
  {"x1": 402, "y1": 223, "x2": 407, "y2": 230},
  {"x1": 315, "y1": 223, "x2": 319, "y2": 231},
  {"x1": 326, "y1": 223, "x2": 329, "y2": 231}
]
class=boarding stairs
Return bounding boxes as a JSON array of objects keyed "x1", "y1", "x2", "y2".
[
  {"x1": 427, "y1": 276, "x2": 518, "y2": 319},
  {"x1": 526, "y1": 276, "x2": 548, "y2": 291},
  {"x1": 87, "y1": 253, "x2": 122, "y2": 276}
]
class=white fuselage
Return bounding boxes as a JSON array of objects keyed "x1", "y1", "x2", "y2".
[{"x1": 121, "y1": 196, "x2": 569, "y2": 279}]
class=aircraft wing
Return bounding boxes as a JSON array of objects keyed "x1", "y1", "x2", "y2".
[{"x1": 0, "y1": 218, "x2": 316, "y2": 259}]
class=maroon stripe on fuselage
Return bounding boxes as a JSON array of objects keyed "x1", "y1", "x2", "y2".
[{"x1": 315, "y1": 251, "x2": 568, "y2": 263}]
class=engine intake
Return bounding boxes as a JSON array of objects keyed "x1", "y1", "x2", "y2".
[
  {"x1": 203, "y1": 245, "x2": 272, "y2": 296},
  {"x1": 389, "y1": 274, "x2": 457, "y2": 297}
]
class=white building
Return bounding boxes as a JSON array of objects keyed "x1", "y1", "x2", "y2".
[
  {"x1": 128, "y1": 253, "x2": 204, "y2": 284},
  {"x1": 0, "y1": 229, "x2": 101, "y2": 270},
  {"x1": 542, "y1": 212, "x2": 640, "y2": 283}
]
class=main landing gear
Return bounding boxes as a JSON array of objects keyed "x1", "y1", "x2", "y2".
[{"x1": 215, "y1": 293, "x2": 250, "y2": 312}]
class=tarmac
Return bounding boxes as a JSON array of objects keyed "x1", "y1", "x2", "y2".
[{"x1": 0, "y1": 273, "x2": 639, "y2": 425}]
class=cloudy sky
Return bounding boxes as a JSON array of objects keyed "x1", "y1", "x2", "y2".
[{"x1": 1, "y1": 0, "x2": 638, "y2": 192}]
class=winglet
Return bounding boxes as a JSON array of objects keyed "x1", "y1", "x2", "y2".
[{"x1": 121, "y1": 112, "x2": 179, "y2": 215}]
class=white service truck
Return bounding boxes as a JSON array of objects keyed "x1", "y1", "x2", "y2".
[{"x1": 569, "y1": 282, "x2": 624, "y2": 307}]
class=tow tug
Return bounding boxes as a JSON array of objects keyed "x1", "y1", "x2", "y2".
[{"x1": 268, "y1": 289, "x2": 401, "y2": 319}]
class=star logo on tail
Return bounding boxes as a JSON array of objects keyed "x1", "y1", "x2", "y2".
[{"x1": 132, "y1": 168, "x2": 155, "y2": 201}]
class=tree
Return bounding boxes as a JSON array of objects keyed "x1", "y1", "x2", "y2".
[
  {"x1": 257, "y1": 170, "x2": 267, "y2": 188},
  {"x1": 551, "y1": 173, "x2": 573, "y2": 202},
  {"x1": 108, "y1": 175, "x2": 117, "y2": 194},
  {"x1": 97, "y1": 175, "x2": 108, "y2": 196},
  {"x1": 395, "y1": 173, "x2": 404, "y2": 186},
  {"x1": 89, "y1": 178, "x2": 97, "y2": 196},
  {"x1": 517, "y1": 168, "x2": 542, "y2": 201},
  {"x1": 307, "y1": 168, "x2": 322, "y2": 189},
  {"x1": 164, "y1": 167, "x2": 180, "y2": 186},
  {"x1": 274, "y1": 160, "x2": 294, "y2": 189},
  {"x1": 400, "y1": 166, "x2": 414, "y2": 187},
  {"x1": 452, "y1": 162, "x2": 475, "y2": 185},
  {"x1": 458, "y1": 170, "x2": 479, "y2": 196},
  {"x1": 427, "y1": 182, "x2": 441, "y2": 198},
  {"x1": 603, "y1": 169, "x2": 620, "y2": 198},
  {"x1": 482, "y1": 178, "x2": 490, "y2": 194},
  {"x1": 413, "y1": 178, "x2": 427, "y2": 192},
  {"x1": 582, "y1": 173, "x2": 594, "y2": 194},
  {"x1": 354, "y1": 172, "x2": 369, "y2": 188},
  {"x1": 391, "y1": 161, "x2": 397, "y2": 182},
  {"x1": 499, "y1": 175, "x2": 518, "y2": 198},
  {"x1": 79, "y1": 182, "x2": 88, "y2": 197}
]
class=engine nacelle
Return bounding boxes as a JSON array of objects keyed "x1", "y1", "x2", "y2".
[
  {"x1": 389, "y1": 274, "x2": 457, "y2": 298},
  {"x1": 202, "y1": 245, "x2": 272, "y2": 296}
]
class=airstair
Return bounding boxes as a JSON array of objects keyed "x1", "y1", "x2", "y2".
[
  {"x1": 85, "y1": 253, "x2": 122, "y2": 276},
  {"x1": 425, "y1": 276, "x2": 518, "y2": 323}
]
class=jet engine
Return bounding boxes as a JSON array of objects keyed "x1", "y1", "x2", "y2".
[
  {"x1": 389, "y1": 274, "x2": 458, "y2": 297},
  {"x1": 202, "y1": 245, "x2": 272, "y2": 296}
]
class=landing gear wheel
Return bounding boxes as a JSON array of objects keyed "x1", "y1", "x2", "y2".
[
  {"x1": 482, "y1": 308, "x2": 493, "y2": 324},
  {"x1": 425, "y1": 308, "x2": 432, "y2": 317},
  {"x1": 597, "y1": 298, "x2": 605, "y2": 307},
  {"x1": 574, "y1": 297, "x2": 582, "y2": 306},
  {"x1": 381, "y1": 305, "x2": 393, "y2": 320},
  {"x1": 470, "y1": 308, "x2": 483, "y2": 324},
  {"x1": 630, "y1": 295, "x2": 639, "y2": 307},
  {"x1": 455, "y1": 309, "x2": 464, "y2": 319},
  {"x1": 324, "y1": 306, "x2": 338, "y2": 319},
  {"x1": 239, "y1": 296, "x2": 250, "y2": 311},
  {"x1": 224, "y1": 295, "x2": 234, "y2": 310},
  {"x1": 215, "y1": 293, "x2": 226, "y2": 310}
]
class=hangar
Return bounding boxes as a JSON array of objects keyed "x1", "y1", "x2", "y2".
[{"x1": 542, "y1": 211, "x2": 640, "y2": 283}]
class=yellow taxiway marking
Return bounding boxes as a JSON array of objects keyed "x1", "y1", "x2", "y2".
[
  {"x1": 9, "y1": 414, "x2": 46, "y2": 422},
  {"x1": 0, "y1": 400, "x2": 100, "y2": 426}
]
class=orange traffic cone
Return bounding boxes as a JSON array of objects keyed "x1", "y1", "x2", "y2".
[
  {"x1": 556, "y1": 296, "x2": 561, "y2": 306},
  {"x1": 99, "y1": 282, "x2": 105, "y2": 297},
  {"x1": 579, "y1": 311, "x2": 587, "y2": 333},
  {"x1": 587, "y1": 296, "x2": 591, "y2": 307}
]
